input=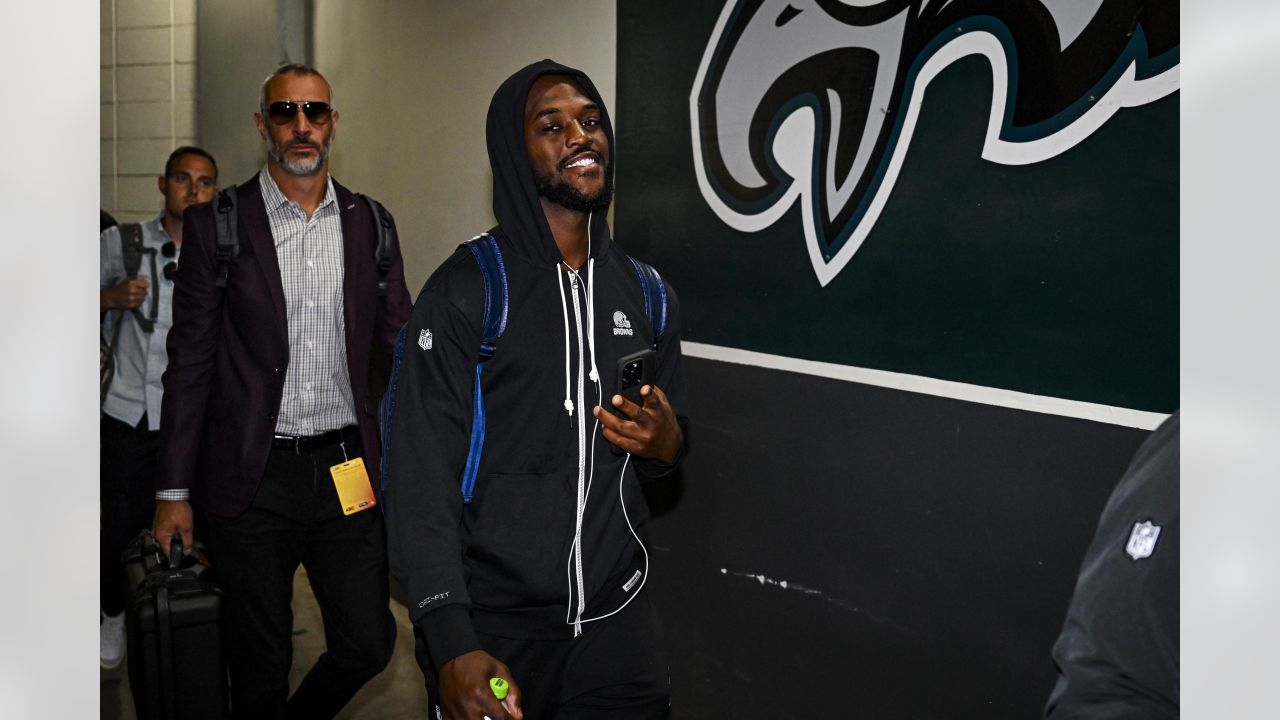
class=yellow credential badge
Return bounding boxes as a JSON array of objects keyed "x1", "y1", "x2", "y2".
[{"x1": 330, "y1": 457, "x2": 377, "y2": 515}]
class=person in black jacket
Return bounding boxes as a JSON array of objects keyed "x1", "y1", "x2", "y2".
[
  {"x1": 1045, "y1": 411, "x2": 1179, "y2": 718},
  {"x1": 386, "y1": 59, "x2": 689, "y2": 720}
]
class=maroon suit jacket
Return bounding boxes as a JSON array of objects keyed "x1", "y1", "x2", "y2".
[{"x1": 157, "y1": 173, "x2": 412, "y2": 517}]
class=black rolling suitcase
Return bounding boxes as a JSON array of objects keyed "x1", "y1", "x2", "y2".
[{"x1": 124, "y1": 530, "x2": 229, "y2": 719}]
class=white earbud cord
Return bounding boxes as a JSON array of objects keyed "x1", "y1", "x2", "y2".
[
  {"x1": 570, "y1": 451, "x2": 650, "y2": 629},
  {"x1": 556, "y1": 267, "x2": 573, "y2": 417},
  {"x1": 563, "y1": 216, "x2": 648, "y2": 632}
]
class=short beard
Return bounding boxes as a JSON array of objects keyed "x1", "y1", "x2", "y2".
[
  {"x1": 266, "y1": 132, "x2": 332, "y2": 176},
  {"x1": 534, "y1": 167, "x2": 613, "y2": 214}
]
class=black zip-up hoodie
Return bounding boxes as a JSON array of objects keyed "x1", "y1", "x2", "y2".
[{"x1": 386, "y1": 59, "x2": 688, "y2": 672}]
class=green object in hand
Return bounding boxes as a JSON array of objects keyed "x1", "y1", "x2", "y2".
[{"x1": 489, "y1": 677, "x2": 509, "y2": 700}]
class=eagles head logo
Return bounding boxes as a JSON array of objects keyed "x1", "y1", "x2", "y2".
[{"x1": 691, "y1": 0, "x2": 1179, "y2": 286}]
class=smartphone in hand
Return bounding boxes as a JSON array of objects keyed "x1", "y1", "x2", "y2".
[{"x1": 613, "y1": 349, "x2": 656, "y2": 417}]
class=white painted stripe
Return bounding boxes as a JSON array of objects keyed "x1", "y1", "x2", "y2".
[{"x1": 681, "y1": 341, "x2": 1169, "y2": 430}]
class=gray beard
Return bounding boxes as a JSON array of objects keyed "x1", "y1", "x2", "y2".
[{"x1": 266, "y1": 133, "x2": 331, "y2": 176}]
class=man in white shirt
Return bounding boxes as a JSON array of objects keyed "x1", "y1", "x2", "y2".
[{"x1": 99, "y1": 146, "x2": 218, "y2": 669}]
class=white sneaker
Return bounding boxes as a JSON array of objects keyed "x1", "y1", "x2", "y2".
[{"x1": 101, "y1": 611, "x2": 126, "y2": 669}]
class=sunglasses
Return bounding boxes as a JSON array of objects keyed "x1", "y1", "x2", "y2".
[
  {"x1": 162, "y1": 241, "x2": 178, "y2": 280},
  {"x1": 266, "y1": 100, "x2": 333, "y2": 125}
]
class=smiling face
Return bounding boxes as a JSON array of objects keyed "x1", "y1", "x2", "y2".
[
  {"x1": 255, "y1": 71, "x2": 338, "y2": 176},
  {"x1": 523, "y1": 74, "x2": 612, "y2": 213}
]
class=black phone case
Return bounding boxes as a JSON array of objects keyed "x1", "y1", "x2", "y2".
[{"x1": 614, "y1": 348, "x2": 656, "y2": 411}]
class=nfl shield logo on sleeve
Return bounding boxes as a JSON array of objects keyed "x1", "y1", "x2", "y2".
[{"x1": 1125, "y1": 520, "x2": 1161, "y2": 560}]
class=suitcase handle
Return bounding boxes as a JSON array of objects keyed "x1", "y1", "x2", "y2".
[{"x1": 169, "y1": 531, "x2": 184, "y2": 569}]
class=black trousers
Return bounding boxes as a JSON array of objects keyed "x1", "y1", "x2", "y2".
[
  {"x1": 101, "y1": 413, "x2": 158, "y2": 616},
  {"x1": 416, "y1": 591, "x2": 671, "y2": 719},
  {"x1": 203, "y1": 435, "x2": 395, "y2": 719}
]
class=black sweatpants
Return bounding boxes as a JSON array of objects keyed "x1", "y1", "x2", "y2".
[
  {"x1": 416, "y1": 591, "x2": 671, "y2": 719},
  {"x1": 100, "y1": 413, "x2": 158, "y2": 616},
  {"x1": 203, "y1": 436, "x2": 395, "y2": 719}
]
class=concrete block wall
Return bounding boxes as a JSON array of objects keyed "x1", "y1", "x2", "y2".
[{"x1": 100, "y1": 0, "x2": 198, "y2": 223}]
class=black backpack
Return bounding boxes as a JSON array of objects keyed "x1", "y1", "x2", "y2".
[
  {"x1": 209, "y1": 185, "x2": 395, "y2": 294},
  {"x1": 101, "y1": 223, "x2": 158, "y2": 405}
]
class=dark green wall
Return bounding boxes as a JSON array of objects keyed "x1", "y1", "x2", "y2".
[
  {"x1": 617, "y1": 1, "x2": 1177, "y2": 413},
  {"x1": 616, "y1": 2, "x2": 1177, "y2": 717}
]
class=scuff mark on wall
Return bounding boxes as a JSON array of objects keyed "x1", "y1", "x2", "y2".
[
  {"x1": 722, "y1": 568, "x2": 823, "y2": 595},
  {"x1": 720, "y1": 568, "x2": 914, "y2": 635}
]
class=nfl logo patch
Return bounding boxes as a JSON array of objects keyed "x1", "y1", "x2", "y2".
[
  {"x1": 1125, "y1": 520, "x2": 1161, "y2": 560},
  {"x1": 418, "y1": 328, "x2": 433, "y2": 350}
]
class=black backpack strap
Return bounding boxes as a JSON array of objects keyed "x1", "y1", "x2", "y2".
[
  {"x1": 102, "y1": 307, "x2": 126, "y2": 405},
  {"x1": 119, "y1": 223, "x2": 158, "y2": 333},
  {"x1": 120, "y1": 223, "x2": 143, "y2": 278},
  {"x1": 213, "y1": 185, "x2": 239, "y2": 289},
  {"x1": 361, "y1": 195, "x2": 395, "y2": 296},
  {"x1": 626, "y1": 256, "x2": 668, "y2": 351}
]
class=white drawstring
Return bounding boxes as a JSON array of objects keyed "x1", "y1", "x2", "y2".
[
  {"x1": 557, "y1": 266, "x2": 573, "y2": 416},
  {"x1": 585, "y1": 256, "x2": 599, "y2": 385}
]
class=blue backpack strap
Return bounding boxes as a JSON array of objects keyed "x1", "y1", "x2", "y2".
[
  {"x1": 465, "y1": 234, "x2": 509, "y2": 359},
  {"x1": 626, "y1": 256, "x2": 668, "y2": 350},
  {"x1": 378, "y1": 325, "x2": 410, "y2": 496},
  {"x1": 459, "y1": 234, "x2": 508, "y2": 503},
  {"x1": 378, "y1": 234, "x2": 507, "y2": 505}
]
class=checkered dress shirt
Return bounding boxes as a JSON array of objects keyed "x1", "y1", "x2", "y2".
[{"x1": 258, "y1": 168, "x2": 358, "y2": 436}]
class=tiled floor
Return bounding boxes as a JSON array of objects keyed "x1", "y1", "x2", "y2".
[{"x1": 100, "y1": 567, "x2": 430, "y2": 719}]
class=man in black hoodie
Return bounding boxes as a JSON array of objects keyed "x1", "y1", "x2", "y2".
[{"x1": 386, "y1": 60, "x2": 688, "y2": 719}]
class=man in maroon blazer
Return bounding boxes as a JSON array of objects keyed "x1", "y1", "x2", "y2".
[{"x1": 153, "y1": 63, "x2": 412, "y2": 718}]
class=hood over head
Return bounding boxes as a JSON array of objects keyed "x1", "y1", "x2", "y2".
[{"x1": 486, "y1": 58, "x2": 615, "y2": 266}]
